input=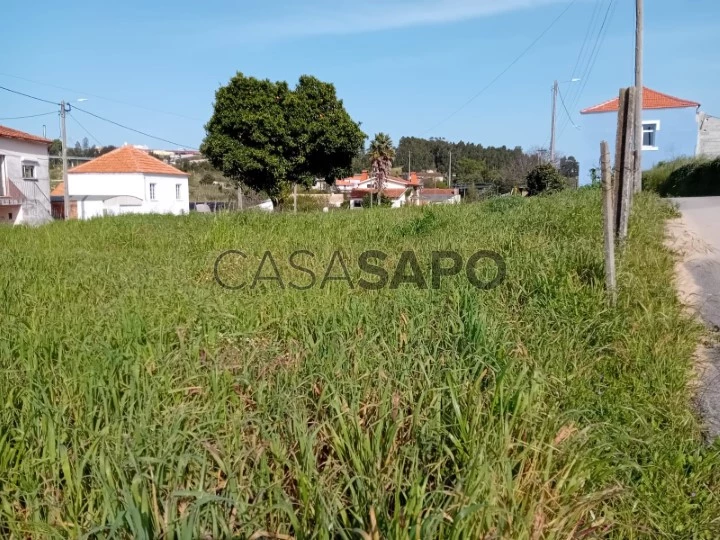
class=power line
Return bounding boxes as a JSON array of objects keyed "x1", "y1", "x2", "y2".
[
  {"x1": 569, "y1": 0, "x2": 617, "y2": 112},
  {"x1": 421, "y1": 0, "x2": 580, "y2": 136},
  {"x1": 0, "y1": 111, "x2": 57, "y2": 121},
  {"x1": 68, "y1": 112, "x2": 102, "y2": 147},
  {"x1": 557, "y1": 87, "x2": 580, "y2": 130},
  {"x1": 0, "y1": 85, "x2": 59, "y2": 106},
  {"x1": 0, "y1": 72, "x2": 203, "y2": 122},
  {"x1": 565, "y1": 0, "x2": 604, "y2": 110},
  {"x1": 558, "y1": 0, "x2": 617, "y2": 140},
  {"x1": 556, "y1": 0, "x2": 604, "y2": 136},
  {"x1": 72, "y1": 105, "x2": 197, "y2": 149}
]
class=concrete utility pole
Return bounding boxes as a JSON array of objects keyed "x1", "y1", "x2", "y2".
[
  {"x1": 448, "y1": 151, "x2": 452, "y2": 187},
  {"x1": 550, "y1": 80, "x2": 558, "y2": 164},
  {"x1": 60, "y1": 100, "x2": 70, "y2": 219},
  {"x1": 634, "y1": 0, "x2": 644, "y2": 193}
]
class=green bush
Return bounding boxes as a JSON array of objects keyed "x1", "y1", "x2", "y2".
[
  {"x1": 525, "y1": 164, "x2": 566, "y2": 196},
  {"x1": 644, "y1": 157, "x2": 720, "y2": 196}
]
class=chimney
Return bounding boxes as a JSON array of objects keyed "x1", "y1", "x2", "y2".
[{"x1": 361, "y1": 170, "x2": 369, "y2": 181}]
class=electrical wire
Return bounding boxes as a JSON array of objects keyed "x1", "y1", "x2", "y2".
[
  {"x1": 568, "y1": 0, "x2": 617, "y2": 113},
  {"x1": 0, "y1": 85, "x2": 59, "y2": 106},
  {"x1": 558, "y1": 87, "x2": 580, "y2": 130},
  {"x1": 557, "y1": 0, "x2": 617, "y2": 140},
  {"x1": 0, "y1": 111, "x2": 57, "y2": 121},
  {"x1": 68, "y1": 112, "x2": 102, "y2": 147},
  {"x1": 563, "y1": 0, "x2": 604, "y2": 112},
  {"x1": 421, "y1": 0, "x2": 580, "y2": 137},
  {"x1": 72, "y1": 105, "x2": 197, "y2": 149},
  {"x1": 0, "y1": 72, "x2": 203, "y2": 122}
]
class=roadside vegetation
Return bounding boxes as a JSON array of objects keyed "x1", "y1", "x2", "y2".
[
  {"x1": 643, "y1": 156, "x2": 720, "y2": 197},
  {"x1": 1, "y1": 190, "x2": 718, "y2": 537}
]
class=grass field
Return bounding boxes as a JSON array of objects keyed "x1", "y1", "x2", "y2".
[{"x1": 1, "y1": 189, "x2": 719, "y2": 538}]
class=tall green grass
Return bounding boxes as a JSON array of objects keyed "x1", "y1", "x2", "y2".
[{"x1": 0, "y1": 190, "x2": 718, "y2": 538}]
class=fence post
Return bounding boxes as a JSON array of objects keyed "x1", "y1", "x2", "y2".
[
  {"x1": 601, "y1": 141, "x2": 616, "y2": 305},
  {"x1": 613, "y1": 87, "x2": 636, "y2": 243}
]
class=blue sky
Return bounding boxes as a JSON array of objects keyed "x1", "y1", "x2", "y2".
[{"x1": 1, "y1": 0, "x2": 719, "y2": 161}]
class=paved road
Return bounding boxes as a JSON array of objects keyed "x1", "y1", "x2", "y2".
[{"x1": 671, "y1": 197, "x2": 720, "y2": 440}]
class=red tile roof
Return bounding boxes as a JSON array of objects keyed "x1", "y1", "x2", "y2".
[
  {"x1": 50, "y1": 182, "x2": 65, "y2": 197},
  {"x1": 581, "y1": 87, "x2": 700, "y2": 114},
  {"x1": 69, "y1": 145, "x2": 187, "y2": 175},
  {"x1": 0, "y1": 124, "x2": 51, "y2": 145}
]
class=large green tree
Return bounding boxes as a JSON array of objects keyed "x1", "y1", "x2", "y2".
[{"x1": 202, "y1": 73, "x2": 366, "y2": 201}]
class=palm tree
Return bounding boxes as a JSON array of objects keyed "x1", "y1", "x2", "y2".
[{"x1": 369, "y1": 133, "x2": 396, "y2": 196}]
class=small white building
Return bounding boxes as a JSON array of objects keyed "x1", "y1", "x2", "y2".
[
  {"x1": 61, "y1": 145, "x2": 189, "y2": 219},
  {"x1": 0, "y1": 125, "x2": 52, "y2": 226}
]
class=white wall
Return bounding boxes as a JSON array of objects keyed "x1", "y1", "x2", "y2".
[
  {"x1": 69, "y1": 172, "x2": 189, "y2": 218},
  {"x1": 143, "y1": 174, "x2": 189, "y2": 215},
  {"x1": 0, "y1": 137, "x2": 51, "y2": 225},
  {"x1": 68, "y1": 172, "x2": 145, "y2": 198}
]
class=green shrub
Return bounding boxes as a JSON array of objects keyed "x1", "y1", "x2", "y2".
[
  {"x1": 526, "y1": 164, "x2": 566, "y2": 196},
  {"x1": 644, "y1": 157, "x2": 720, "y2": 196}
]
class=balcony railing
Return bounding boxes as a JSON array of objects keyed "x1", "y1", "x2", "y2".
[{"x1": 0, "y1": 178, "x2": 25, "y2": 206}]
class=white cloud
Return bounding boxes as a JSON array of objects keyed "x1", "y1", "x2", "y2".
[{"x1": 234, "y1": 0, "x2": 568, "y2": 42}]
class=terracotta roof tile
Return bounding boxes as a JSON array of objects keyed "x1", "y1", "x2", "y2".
[
  {"x1": 0, "y1": 124, "x2": 51, "y2": 145},
  {"x1": 69, "y1": 145, "x2": 187, "y2": 175},
  {"x1": 581, "y1": 87, "x2": 700, "y2": 114},
  {"x1": 50, "y1": 182, "x2": 65, "y2": 197}
]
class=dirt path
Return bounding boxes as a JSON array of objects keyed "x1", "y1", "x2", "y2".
[{"x1": 667, "y1": 197, "x2": 720, "y2": 440}]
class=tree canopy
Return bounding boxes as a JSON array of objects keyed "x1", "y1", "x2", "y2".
[{"x1": 201, "y1": 73, "x2": 366, "y2": 198}]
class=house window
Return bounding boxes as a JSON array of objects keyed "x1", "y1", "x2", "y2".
[
  {"x1": 22, "y1": 164, "x2": 36, "y2": 179},
  {"x1": 8, "y1": 212, "x2": 13, "y2": 220},
  {"x1": 149, "y1": 183, "x2": 157, "y2": 200},
  {"x1": 642, "y1": 121, "x2": 660, "y2": 150},
  {"x1": 175, "y1": 184, "x2": 181, "y2": 199}
]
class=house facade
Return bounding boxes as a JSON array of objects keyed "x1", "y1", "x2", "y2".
[
  {"x1": 697, "y1": 113, "x2": 720, "y2": 159},
  {"x1": 62, "y1": 145, "x2": 189, "y2": 219},
  {"x1": 578, "y1": 88, "x2": 701, "y2": 183},
  {"x1": 0, "y1": 125, "x2": 52, "y2": 225}
]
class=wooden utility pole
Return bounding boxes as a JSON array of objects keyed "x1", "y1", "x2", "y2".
[
  {"x1": 550, "y1": 80, "x2": 559, "y2": 164},
  {"x1": 634, "y1": 0, "x2": 644, "y2": 193},
  {"x1": 60, "y1": 100, "x2": 70, "y2": 220},
  {"x1": 601, "y1": 141, "x2": 616, "y2": 305},
  {"x1": 448, "y1": 151, "x2": 452, "y2": 187}
]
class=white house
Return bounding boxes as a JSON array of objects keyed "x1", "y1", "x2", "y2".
[
  {"x1": 348, "y1": 188, "x2": 409, "y2": 209},
  {"x1": 0, "y1": 125, "x2": 52, "y2": 225},
  {"x1": 336, "y1": 171, "x2": 422, "y2": 193},
  {"x1": 60, "y1": 145, "x2": 189, "y2": 219}
]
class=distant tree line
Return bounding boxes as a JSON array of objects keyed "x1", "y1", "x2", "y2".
[
  {"x1": 351, "y1": 136, "x2": 579, "y2": 192},
  {"x1": 49, "y1": 137, "x2": 117, "y2": 158}
]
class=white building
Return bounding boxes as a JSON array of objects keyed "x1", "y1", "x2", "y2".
[
  {"x1": 58, "y1": 145, "x2": 189, "y2": 219},
  {"x1": 0, "y1": 125, "x2": 52, "y2": 226}
]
